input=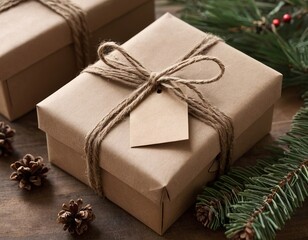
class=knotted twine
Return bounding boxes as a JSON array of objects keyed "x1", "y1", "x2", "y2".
[
  {"x1": 83, "y1": 34, "x2": 234, "y2": 196},
  {"x1": 0, "y1": 0, "x2": 89, "y2": 70}
]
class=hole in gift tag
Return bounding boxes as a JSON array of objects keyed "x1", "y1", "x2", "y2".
[{"x1": 156, "y1": 85, "x2": 162, "y2": 94}]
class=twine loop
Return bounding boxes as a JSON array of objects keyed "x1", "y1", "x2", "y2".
[{"x1": 95, "y1": 41, "x2": 225, "y2": 106}]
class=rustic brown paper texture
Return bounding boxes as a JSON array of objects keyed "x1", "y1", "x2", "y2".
[
  {"x1": 37, "y1": 13, "x2": 282, "y2": 234},
  {"x1": 130, "y1": 89, "x2": 189, "y2": 147},
  {"x1": 46, "y1": 106, "x2": 274, "y2": 234},
  {"x1": 0, "y1": 0, "x2": 151, "y2": 81},
  {"x1": 37, "y1": 13, "x2": 282, "y2": 205},
  {"x1": 0, "y1": 0, "x2": 155, "y2": 120}
]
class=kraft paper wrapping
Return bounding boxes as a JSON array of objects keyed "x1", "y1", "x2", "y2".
[
  {"x1": 37, "y1": 14, "x2": 282, "y2": 233},
  {"x1": 0, "y1": 0, "x2": 151, "y2": 81},
  {"x1": 46, "y1": 106, "x2": 274, "y2": 234},
  {"x1": 0, "y1": 0, "x2": 154, "y2": 120}
]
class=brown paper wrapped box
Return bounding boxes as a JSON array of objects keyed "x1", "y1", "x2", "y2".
[
  {"x1": 37, "y1": 14, "x2": 282, "y2": 234},
  {"x1": 0, "y1": 0, "x2": 154, "y2": 121}
]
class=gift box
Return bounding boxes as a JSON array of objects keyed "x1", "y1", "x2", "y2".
[
  {"x1": 0, "y1": 0, "x2": 154, "y2": 121},
  {"x1": 37, "y1": 13, "x2": 282, "y2": 234}
]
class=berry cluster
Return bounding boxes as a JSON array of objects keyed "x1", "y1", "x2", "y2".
[{"x1": 272, "y1": 13, "x2": 292, "y2": 27}]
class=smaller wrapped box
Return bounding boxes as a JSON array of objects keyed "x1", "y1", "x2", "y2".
[
  {"x1": 37, "y1": 14, "x2": 282, "y2": 234},
  {"x1": 0, "y1": 0, "x2": 154, "y2": 120}
]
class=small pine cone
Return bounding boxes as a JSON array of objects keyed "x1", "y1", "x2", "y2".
[
  {"x1": 0, "y1": 121, "x2": 15, "y2": 156},
  {"x1": 196, "y1": 204, "x2": 213, "y2": 227},
  {"x1": 10, "y1": 154, "x2": 49, "y2": 190},
  {"x1": 57, "y1": 198, "x2": 95, "y2": 235}
]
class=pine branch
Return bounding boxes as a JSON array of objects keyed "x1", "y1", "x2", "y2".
[
  {"x1": 195, "y1": 157, "x2": 282, "y2": 230},
  {"x1": 224, "y1": 103, "x2": 308, "y2": 240},
  {"x1": 225, "y1": 158, "x2": 308, "y2": 240},
  {"x1": 169, "y1": 0, "x2": 308, "y2": 88}
]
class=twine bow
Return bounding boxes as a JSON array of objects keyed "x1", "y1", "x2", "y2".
[{"x1": 84, "y1": 38, "x2": 234, "y2": 196}]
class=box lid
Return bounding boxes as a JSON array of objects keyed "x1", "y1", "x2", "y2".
[
  {"x1": 37, "y1": 13, "x2": 282, "y2": 205},
  {"x1": 0, "y1": 0, "x2": 150, "y2": 81}
]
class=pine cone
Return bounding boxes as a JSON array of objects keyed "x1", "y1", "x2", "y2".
[
  {"x1": 0, "y1": 121, "x2": 15, "y2": 156},
  {"x1": 57, "y1": 198, "x2": 95, "y2": 235},
  {"x1": 10, "y1": 154, "x2": 49, "y2": 190},
  {"x1": 196, "y1": 204, "x2": 214, "y2": 227}
]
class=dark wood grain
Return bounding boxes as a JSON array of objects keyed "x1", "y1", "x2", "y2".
[{"x1": 0, "y1": 2, "x2": 307, "y2": 239}]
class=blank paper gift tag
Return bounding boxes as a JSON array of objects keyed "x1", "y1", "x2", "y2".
[{"x1": 130, "y1": 89, "x2": 189, "y2": 147}]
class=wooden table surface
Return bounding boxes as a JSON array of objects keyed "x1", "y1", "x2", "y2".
[{"x1": 1, "y1": 2, "x2": 308, "y2": 240}]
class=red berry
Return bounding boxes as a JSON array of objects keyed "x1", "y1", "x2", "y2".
[
  {"x1": 283, "y1": 13, "x2": 292, "y2": 23},
  {"x1": 272, "y1": 18, "x2": 280, "y2": 27}
]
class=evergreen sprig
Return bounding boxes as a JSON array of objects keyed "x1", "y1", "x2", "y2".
[
  {"x1": 195, "y1": 156, "x2": 282, "y2": 230},
  {"x1": 170, "y1": 0, "x2": 308, "y2": 88},
  {"x1": 225, "y1": 94, "x2": 308, "y2": 240},
  {"x1": 226, "y1": 149, "x2": 308, "y2": 239}
]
